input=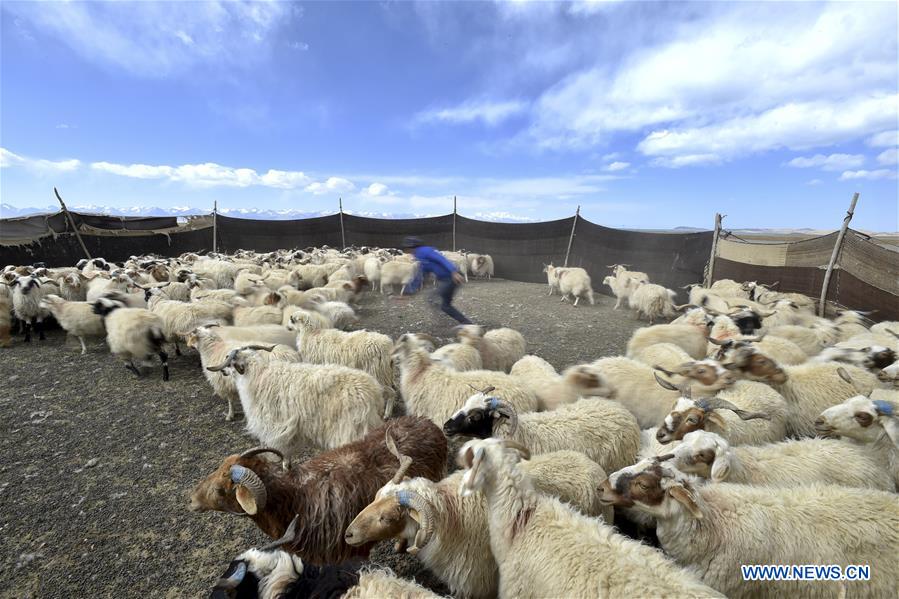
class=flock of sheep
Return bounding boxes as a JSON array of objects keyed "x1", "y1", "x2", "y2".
[{"x1": 2, "y1": 246, "x2": 898, "y2": 598}]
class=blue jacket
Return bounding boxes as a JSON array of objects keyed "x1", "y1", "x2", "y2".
[{"x1": 412, "y1": 246, "x2": 458, "y2": 280}]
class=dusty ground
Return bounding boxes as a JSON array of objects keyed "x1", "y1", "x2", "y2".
[{"x1": 0, "y1": 279, "x2": 643, "y2": 599}]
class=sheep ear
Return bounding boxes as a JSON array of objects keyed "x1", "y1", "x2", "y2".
[
  {"x1": 709, "y1": 447, "x2": 731, "y2": 482},
  {"x1": 881, "y1": 419, "x2": 899, "y2": 448},
  {"x1": 668, "y1": 485, "x2": 703, "y2": 519},
  {"x1": 707, "y1": 412, "x2": 728, "y2": 430},
  {"x1": 235, "y1": 486, "x2": 258, "y2": 515}
]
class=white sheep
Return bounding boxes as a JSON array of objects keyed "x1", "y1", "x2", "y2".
[
  {"x1": 430, "y1": 333, "x2": 483, "y2": 371},
  {"x1": 764, "y1": 322, "x2": 840, "y2": 356},
  {"x1": 671, "y1": 430, "x2": 895, "y2": 491},
  {"x1": 362, "y1": 256, "x2": 384, "y2": 287},
  {"x1": 468, "y1": 254, "x2": 494, "y2": 279},
  {"x1": 234, "y1": 270, "x2": 267, "y2": 296},
  {"x1": 392, "y1": 334, "x2": 538, "y2": 426},
  {"x1": 445, "y1": 392, "x2": 640, "y2": 474},
  {"x1": 871, "y1": 321, "x2": 899, "y2": 337},
  {"x1": 10, "y1": 274, "x2": 53, "y2": 341},
  {"x1": 147, "y1": 293, "x2": 233, "y2": 354},
  {"x1": 443, "y1": 251, "x2": 469, "y2": 282},
  {"x1": 39, "y1": 295, "x2": 105, "y2": 354},
  {"x1": 233, "y1": 304, "x2": 283, "y2": 327},
  {"x1": 816, "y1": 392, "x2": 899, "y2": 489},
  {"x1": 192, "y1": 323, "x2": 297, "y2": 348},
  {"x1": 720, "y1": 345, "x2": 877, "y2": 437},
  {"x1": 460, "y1": 439, "x2": 723, "y2": 599},
  {"x1": 601, "y1": 459, "x2": 899, "y2": 599},
  {"x1": 310, "y1": 300, "x2": 357, "y2": 330},
  {"x1": 509, "y1": 355, "x2": 615, "y2": 410},
  {"x1": 57, "y1": 272, "x2": 88, "y2": 301},
  {"x1": 626, "y1": 323, "x2": 709, "y2": 360},
  {"x1": 288, "y1": 311, "x2": 395, "y2": 392},
  {"x1": 379, "y1": 260, "x2": 417, "y2": 295},
  {"x1": 288, "y1": 264, "x2": 329, "y2": 290},
  {"x1": 456, "y1": 324, "x2": 526, "y2": 372},
  {"x1": 628, "y1": 281, "x2": 677, "y2": 324},
  {"x1": 206, "y1": 346, "x2": 385, "y2": 455},
  {"x1": 345, "y1": 443, "x2": 610, "y2": 599},
  {"x1": 92, "y1": 294, "x2": 170, "y2": 381},
  {"x1": 85, "y1": 272, "x2": 135, "y2": 302}
]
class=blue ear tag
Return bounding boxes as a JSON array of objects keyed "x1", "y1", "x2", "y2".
[
  {"x1": 873, "y1": 400, "x2": 894, "y2": 417},
  {"x1": 396, "y1": 489, "x2": 411, "y2": 507},
  {"x1": 486, "y1": 397, "x2": 500, "y2": 410},
  {"x1": 230, "y1": 465, "x2": 247, "y2": 483},
  {"x1": 696, "y1": 399, "x2": 712, "y2": 412}
]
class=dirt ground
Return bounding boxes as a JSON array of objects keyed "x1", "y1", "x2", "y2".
[{"x1": 0, "y1": 279, "x2": 643, "y2": 599}]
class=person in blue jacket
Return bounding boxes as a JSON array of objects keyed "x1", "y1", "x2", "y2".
[{"x1": 402, "y1": 237, "x2": 473, "y2": 324}]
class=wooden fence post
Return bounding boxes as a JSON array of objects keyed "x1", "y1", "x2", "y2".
[
  {"x1": 563, "y1": 206, "x2": 580, "y2": 267},
  {"x1": 338, "y1": 197, "x2": 347, "y2": 250},
  {"x1": 453, "y1": 195, "x2": 457, "y2": 252},
  {"x1": 212, "y1": 200, "x2": 218, "y2": 254},
  {"x1": 819, "y1": 192, "x2": 860, "y2": 316},
  {"x1": 705, "y1": 213, "x2": 723, "y2": 287},
  {"x1": 54, "y1": 187, "x2": 91, "y2": 259}
]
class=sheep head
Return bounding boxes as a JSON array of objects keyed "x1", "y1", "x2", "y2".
[
  {"x1": 654, "y1": 360, "x2": 736, "y2": 390},
  {"x1": 444, "y1": 392, "x2": 517, "y2": 438},
  {"x1": 457, "y1": 438, "x2": 530, "y2": 498},
  {"x1": 562, "y1": 365, "x2": 616, "y2": 398},
  {"x1": 598, "y1": 456, "x2": 703, "y2": 520},
  {"x1": 189, "y1": 448, "x2": 285, "y2": 516},
  {"x1": 670, "y1": 430, "x2": 733, "y2": 482},
  {"x1": 656, "y1": 396, "x2": 770, "y2": 444},
  {"x1": 816, "y1": 390, "x2": 899, "y2": 448},
  {"x1": 205, "y1": 345, "x2": 275, "y2": 376},
  {"x1": 720, "y1": 345, "x2": 787, "y2": 384}
]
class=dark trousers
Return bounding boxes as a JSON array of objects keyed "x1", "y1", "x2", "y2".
[{"x1": 431, "y1": 278, "x2": 472, "y2": 324}]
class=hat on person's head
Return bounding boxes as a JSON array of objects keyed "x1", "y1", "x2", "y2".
[{"x1": 402, "y1": 237, "x2": 424, "y2": 249}]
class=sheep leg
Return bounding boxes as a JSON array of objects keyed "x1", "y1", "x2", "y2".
[
  {"x1": 158, "y1": 350, "x2": 170, "y2": 382},
  {"x1": 588, "y1": 290, "x2": 595, "y2": 305},
  {"x1": 573, "y1": 296, "x2": 580, "y2": 307},
  {"x1": 78, "y1": 336, "x2": 87, "y2": 355},
  {"x1": 225, "y1": 396, "x2": 236, "y2": 422},
  {"x1": 547, "y1": 286, "x2": 554, "y2": 296},
  {"x1": 22, "y1": 321, "x2": 31, "y2": 343},
  {"x1": 400, "y1": 285, "x2": 406, "y2": 296},
  {"x1": 36, "y1": 319, "x2": 46, "y2": 341},
  {"x1": 174, "y1": 341, "x2": 182, "y2": 357},
  {"x1": 125, "y1": 360, "x2": 141, "y2": 377}
]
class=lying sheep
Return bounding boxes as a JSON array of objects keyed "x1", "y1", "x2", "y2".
[
  {"x1": 39, "y1": 295, "x2": 105, "y2": 354},
  {"x1": 288, "y1": 311, "x2": 394, "y2": 391},
  {"x1": 186, "y1": 326, "x2": 300, "y2": 421},
  {"x1": 654, "y1": 378, "x2": 788, "y2": 446},
  {"x1": 92, "y1": 294, "x2": 169, "y2": 381},
  {"x1": 601, "y1": 459, "x2": 899, "y2": 599},
  {"x1": 345, "y1": 441, "x2": 610, "y2": 599},
  {"x1": 628, "y1": 281, "x2": 677, "y2": 324},
  {"x1": 456, "y1": 324, "x2": 526, "y2": 372},
  {"x1": 816, "y1": 391, "x2": 899, "y2": 489},
  {"x1": 190, "y1": 417, "x2": 447, "y2": 565},
  {"x1": 444, "y1": 392, "x2": 639, "y2": 474},
  {"x1": 509, "y1": 355, "x2": 615, "y2": 410},
  {"x1": 720, "y1": 345, "x2": 877, "y2": 437},
  {"x1": 671, "y1": 430, "x2": 894, "y2": 491},
  {"x1": 460, "y1": 439, "x2": 723, "y2": 599},
  {"x1": 392, "y1": 334, "x2": 538, "y2": 426},
  {"x1": 206, "y1": 346, "x2": 387, "y2": 454},
  {"x1": 626, "y1": 323, "x2": 709, "y2": 360}
]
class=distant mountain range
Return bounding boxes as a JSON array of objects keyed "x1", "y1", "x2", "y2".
[{"x1": 0, "y1": 203, "x2": 537, "y2": 223}]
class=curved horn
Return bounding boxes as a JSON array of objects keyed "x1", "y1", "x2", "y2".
[
  {"x1": 489, "y1": 398, "x2": 519, "y2": 436},
  {"x1": 396, "y1": 489, "x2": 435, "y2": 554},
  {"x1": 654, "y1": 453, "x2": 676, "y2": 463},
  {"x1": 239, "y1": 447, "x2": 285, "y2": 463},
  {"x1": 653, "y1": 365, "x2": 677, "y2": 378},
  {"x1": 385, "y1": 429, "x2": 414, "y2": 484},
  {"x1": 229, "y1": 464, "x2": 267, "y2": 511},
  {"x1": 241, "y1": 344, "x2": 277, "y2": 352},
  {"x1": 700, "y1": 398, "x2": 770, "y2": 421},
  {"x1": 885, "y1": 329, "x2": 899, "y2": 340},
  {"x1": 674, "y1": 303, "x2": 697, "y2": 311},
  {"x1": 206, "y1": 361, "x2": 230, "y2": 372},
  {"x1": 707, "y1": 336, "x2": 730, "y2": 346},
  {"x1": 214, "y1": 561, "x2": 248, "y2": 590},
  {"x1": 501, "y1": 439, "x2": 531, "y2": 460},
  {"x1": 654, "y1": 372, "x2": 680, "y2": 392},
  {"x1": 259, "y1": 514, "x2": 300, "y2": 551}
]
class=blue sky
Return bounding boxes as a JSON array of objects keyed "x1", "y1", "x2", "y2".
[{"x1": 1, "y1": 0, "x2": 897, "y2": 230}]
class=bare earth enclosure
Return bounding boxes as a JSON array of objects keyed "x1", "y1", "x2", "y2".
[{"x1": 0, "y1": 279, "x2": 642, "y2": 599}]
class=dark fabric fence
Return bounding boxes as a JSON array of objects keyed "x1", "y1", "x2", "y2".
[
  {"x1": 216, "y1": 214, "x2": 342, "y2": 253},
  {"x1": 342, "y1": 214, "x2": 455, "y2": 250},
  {"x1": 571, "y1": 220, "x2": 713, "y2": 302}
]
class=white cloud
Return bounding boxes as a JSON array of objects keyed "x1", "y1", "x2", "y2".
[
  {"x1": 786, "y1": 153, "x2": 865, "y2": 171},
  {"x1": 806, "y1": 179, "x2": 823, "y2": 186},
  {"x1": 521, "y1": 3, "x2": 898, "y2": 159},
  {"x1": 602, "y1": 161, "x2": 630, "y2": 172},
  {"x1": 365, "y1": 182, "x2": 389, "y2": 196},
  {"x1": 305, "y1": 176, "x2": 356, "y2": 195},
  {"x1": 90, "y1": 159, "x2": 310, "y2": 189},
  {"x1": 638, "y1": 95, "x2": 898, "y2": 162},
  {"x1": 415, "y1": 99, "x2": 527, "y2": 127},
  {"x1": 839, "y1": 169, "x2": 897, "y2": 181},
  {"x1": 877, "y1": 148, "x2": 898, "y2": 166},
  {"x1": 3, "y1": 1, "x2": 293, "y2": 77},
  {"x1": 650, "y1": 154, "x2": 722, "y2": 169},
  {"x1": 867, "y1": 130, "x2": 898, "y2": 148},
  {"x1": 1, "y1": 147, "x2": 80, "y2": 172},
  {"x1": 288, "y1": 41, "x2": 309, "y2": 51}
]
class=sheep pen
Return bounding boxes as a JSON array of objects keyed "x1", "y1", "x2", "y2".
[{"x1": 0, "y1": 278, "x2": 641, "y2": 598}]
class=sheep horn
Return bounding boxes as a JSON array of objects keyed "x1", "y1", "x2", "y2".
[
  {"x1": 395, "y1": 489, "x2": 434, "y2": 554},
  {"x1": 490, "y1": 398, "x2": 519, "y2": 436},
  {"x1": 654, "y1": 372, "x2": 680, "y2": 392},
  {"x1": 885, "y1": 329, "x2": 899, "y2": 340},
  {"x1": 707, "y1": 336, "x2": 729, "y2": 346},
  {"x1": 229, "y1": 464, "x2": 267, "y2": 511},
  {"x1": 744, "y1": 332, "x2": 767, "y2": 343},
  {"x1": 239, "y1": 447, "x2": 287, "y2": 470},
  {"x1": 674, "y1": 303, "x2": 696, "y2": 311},
  {"x1": 242, "y1": 344, "x2": 276, "y2": 352},
  {"x1": 700, "y1": 398, "x2": 770, "y2": 421},
  {"x1": 654, "y1": 453, "x2": 676, "y2": 463},
  {"x1": 386, "y1": 429, "x2": 414, "y2": 484},
  {"x1": 653, "y1": 365, "x2": 677, "y2": 378},
  {"x1": 214, "y1": 561, "x2": 248, "y2": 590},
  {"x1": 259, "y1": 514, "x2": 300, "y2": 551},
  {"x1": 501, "y1": 439, "x2": 531, "y2": 460}
]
